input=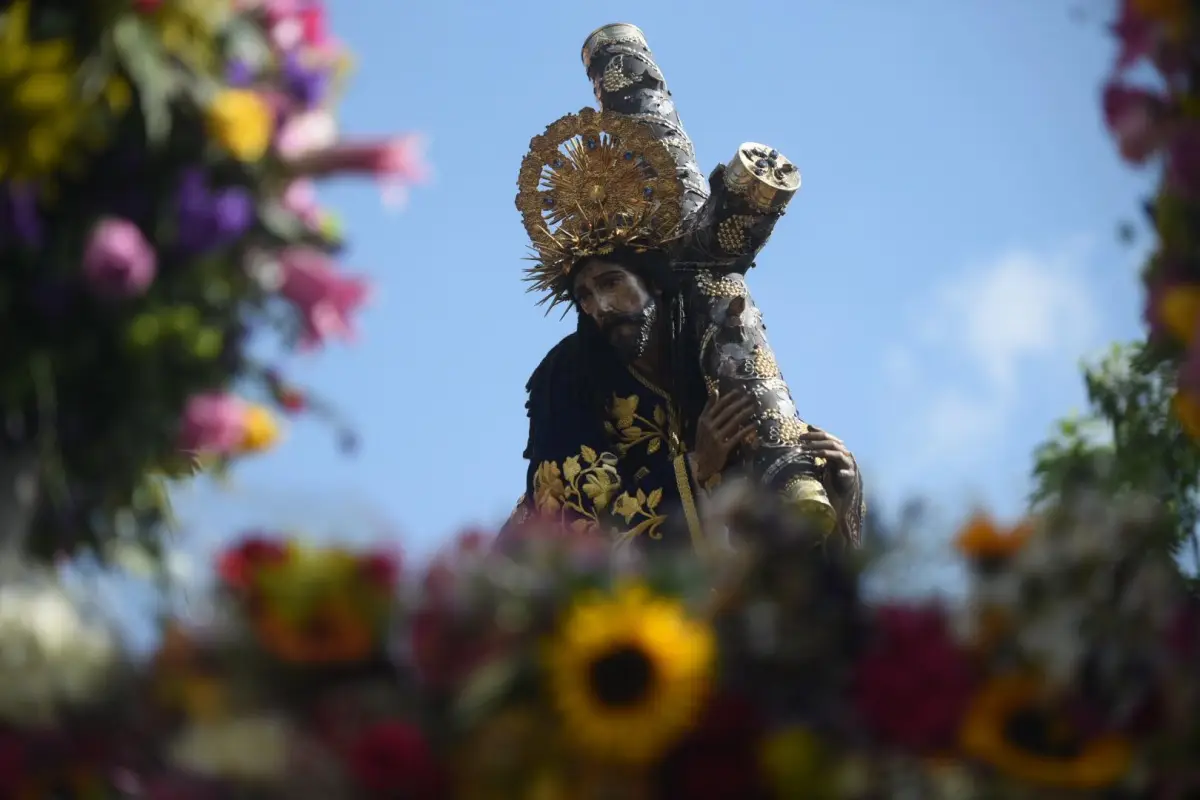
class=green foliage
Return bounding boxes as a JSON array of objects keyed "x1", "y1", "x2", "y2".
[{"x1": 1031, "y1": 341, "x2": 1200, "y2": 577}]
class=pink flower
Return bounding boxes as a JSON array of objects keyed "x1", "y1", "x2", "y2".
[
  {"x1": 296, "y1": 5, "x2": 329, "y2": 47},
  {"x1": 1103, "y1": 82, "x2": 1169, "y2": 164},
  {"x1": 278, "y1": 247, "x2": 369, "y2": 349},
  {"x1": 287, "y1": 135, "x2": 430, "y2": 207},
  {"x1": 1112, "y1": 0, "x2": 1163, "y2": 72},
  {"x1": 178, "y1": 393, "x2": 246, "y2": 455},
  {"x1": 282, "y1": 179, "x2": 322, "y2": 228},
  {"x1": 82, "y1": 217, "x2": 157, "y2": 298}
]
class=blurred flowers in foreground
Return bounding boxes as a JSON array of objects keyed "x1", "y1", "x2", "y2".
[
  {"x1": 0, "y1": 0, "x2": 426, "y2": 562},
  {"x1": 1108, "y1": 1, "x2": 1200, "y2": 445},
  {"x1": 0, "y1": 484, "x2": 1195, "y2": 798}
]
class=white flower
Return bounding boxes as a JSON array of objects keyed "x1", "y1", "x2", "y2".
[
  {"x1": 0, "y1": 580, "x2": 118, "y2": 726},
  {"x1": 276, "y1": 110, "x2": 338, "y2": 160},
  {"x1": 168, "y1": 714, "x2": 294, "y2": 783},
  {"x1": 1016, "y1": 602, "x2": 1088, "y2": 688}
]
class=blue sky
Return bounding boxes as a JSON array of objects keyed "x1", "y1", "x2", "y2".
[{"x1": 166, "y1": 1, "x2": 1152, "y2": 578}]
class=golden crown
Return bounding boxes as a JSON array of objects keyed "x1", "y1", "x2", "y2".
[{"x1": 516, "y1": 107, "x2": 683, "y2": 309}]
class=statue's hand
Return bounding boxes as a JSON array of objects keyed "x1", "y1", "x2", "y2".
[
  {"x1": 799, "y1": 427, "x2": 858, "y2": 496},
  {"x1": 691, "y1": 390, "x2": 756, "y2": 485}
]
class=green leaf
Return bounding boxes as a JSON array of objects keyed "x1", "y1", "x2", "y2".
[{"x1": 112, "y1": 16, "x2": 175, "y2": 147}]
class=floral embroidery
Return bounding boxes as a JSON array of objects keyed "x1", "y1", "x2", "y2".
[
  {"x1": 612, "y1": 487, "x2": 668, "y2": 543},
  {"x1": 532, "y1": 446, "x2": 621, "y2": 532},
  {"x1": 605, "y1": 393, "x2": 668, "y2": 456}
]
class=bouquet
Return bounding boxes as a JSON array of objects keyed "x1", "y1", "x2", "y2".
[
  {"x1": 0, "y1": 0, "x2": 425, "y2": 560},
  {"x1": 0, "y1": 483, "x2": 1194, "y2": 798}
]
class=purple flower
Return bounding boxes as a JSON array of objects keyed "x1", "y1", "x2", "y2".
[
  {"x1": 227, "y1": 59, "x2": 256, "y2": 87},
  {"x1": 175, "y1": 169, "x2": 256, "y2": 254},
  {"x1": 284, "y1": 54, "x2": 329, "y2": 108},
  {"x1": 82, "y1": 217, "x2": 157, "y2": 298}
]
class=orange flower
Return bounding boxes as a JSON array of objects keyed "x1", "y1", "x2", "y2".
[
  {"x1": 953, "y1": 514, "x2": 1033, "y2": 560},
  {"x1": 253, "y1": 594, "x2": 376, "y2": 665},
  {"x1": 1173, "y1": 390, "x2": 1200, "y2": 440}
]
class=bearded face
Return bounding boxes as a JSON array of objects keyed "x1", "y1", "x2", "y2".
[{"x1": 572, "y1": 258, "x2": 659, "y2": 364}]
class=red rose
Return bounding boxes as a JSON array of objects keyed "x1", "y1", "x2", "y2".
[
  {"x1": 852, "y1": 604, "x2": 978, "y2": 751},
  {"x1": 347, "y1": 722, "x2": 444, "y2": 798}
]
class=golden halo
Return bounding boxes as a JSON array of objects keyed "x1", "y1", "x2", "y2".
[{"x1": 515, "y1": 107, "x2": 683, "y2": 309}]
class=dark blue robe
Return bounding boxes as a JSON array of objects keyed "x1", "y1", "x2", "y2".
[{"x1": 503, "y1": 333, "x2": 708, "y2": 553}]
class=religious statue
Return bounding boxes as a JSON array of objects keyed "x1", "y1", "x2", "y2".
[{"x1": 502, "y1": 24, "x2": 864, "y2": 553}]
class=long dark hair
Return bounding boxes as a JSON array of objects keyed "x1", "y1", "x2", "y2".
[{"x1": 523, "y1": 248, "x2": 706, "y2": 459}]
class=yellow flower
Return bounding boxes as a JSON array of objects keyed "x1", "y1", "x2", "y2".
[
  {"x1": 240, "y1": 404, "x2": 281, "y2": 453},
  {"x1": 206, "y1": 89, "x2": 273, "y2": 162},
  {"x1": 544, "y1": 582, "x2": 715, "y2": 765},
  {"x1": 959, "y1": 675, "x2": 1132, "y2": 790},
  {"x1": 1158, "y1": 284, "x2": 1200, "y2": 345},
  {"x1": 953, "y1": 513, "x2": 1032, "y2": 560}
]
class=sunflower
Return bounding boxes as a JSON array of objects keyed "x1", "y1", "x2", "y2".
[
  {"x1": 0, "y1": 0, "x2": 129, "y2": 183},
  {"x1": 544, "y1": 582, "x2": 715, "y2": 766},
  {"x1": 959, "y1": 675, "x2": 1132, "y2": 790}
]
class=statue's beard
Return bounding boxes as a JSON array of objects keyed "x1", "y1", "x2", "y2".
[{"x1": 601, "y1": 300, "x2": 658, "y2": 364}]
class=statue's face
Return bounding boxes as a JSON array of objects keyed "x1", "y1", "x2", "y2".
[{"x1": 573, "y1": 258, "x2": 658, "y2": 363}]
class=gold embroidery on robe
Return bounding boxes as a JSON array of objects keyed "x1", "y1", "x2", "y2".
[
  {"x1": 612, "y1": 487, "x2": 668, "y2": 543},
  {"x1": 531, "y1": 445, "x2": 671, "y2": 541},
  {"x1": 532, "y1": 446, "x2": 620, "y2": 532},
  {"x1": 605, "y1": 393, "x2": 668, "y2": 456}
]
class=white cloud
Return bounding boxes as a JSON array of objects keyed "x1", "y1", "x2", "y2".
[{"x1": 886, "y1": 238, "x2": 1101, "y2": 467}]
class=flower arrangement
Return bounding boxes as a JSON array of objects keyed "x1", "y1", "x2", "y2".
[
  {"x1": 0, "y1": 0, "x2": 425, "y2": 560},
  {"x1": 1108, "y1": 1, "x2": 1200, "y2": 438},
  {"x1": 1, "y1": 484, "x2": 1196, "y2": 799}
]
